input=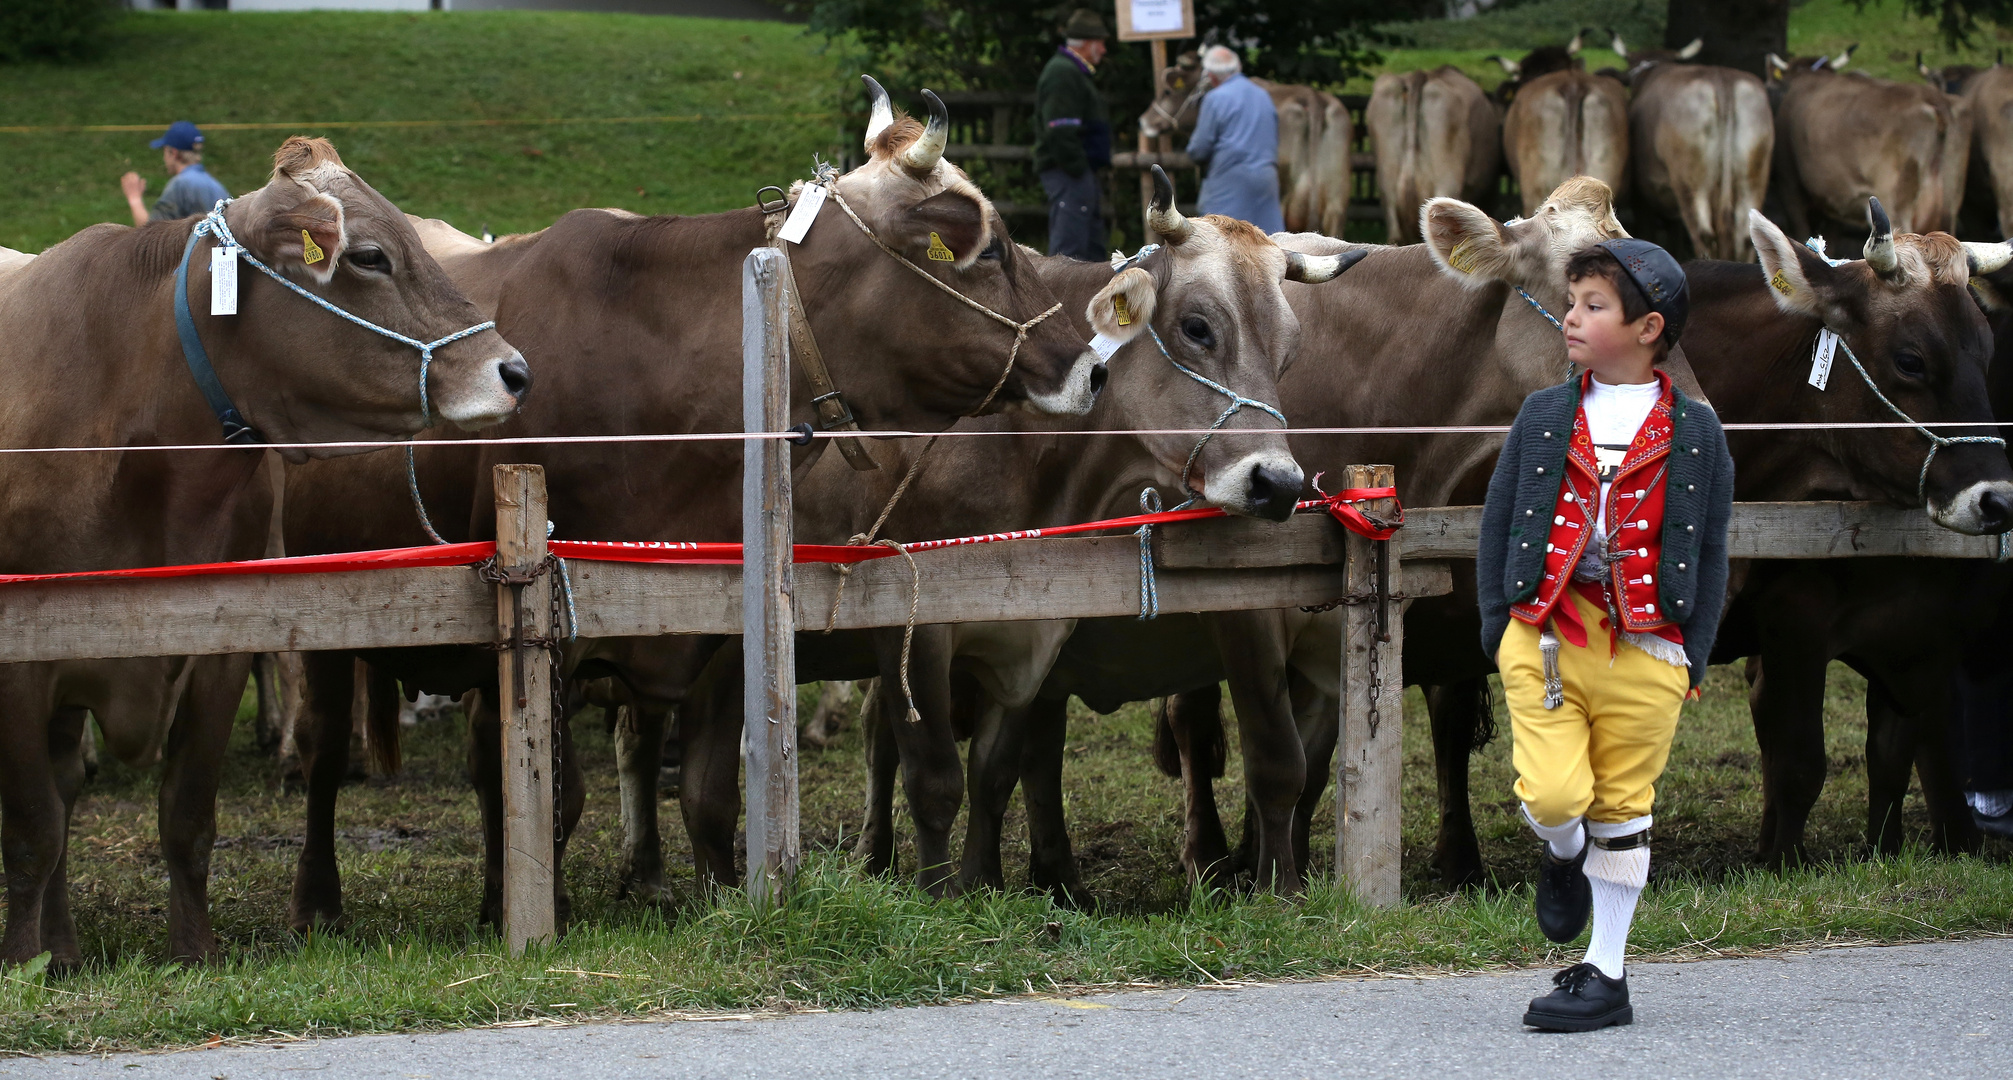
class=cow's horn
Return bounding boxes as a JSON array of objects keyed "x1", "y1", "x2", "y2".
[
  {"x1": 1284, "y1": 247, "x2": 1370, "y2": 284},
  {"x1": 1917, "y1": 51, "x2": 1931, "y2": 77},
  {"x1": 1488, "y1": 54, "x2": 1520, "y2": 75},
  {"x1": 1964, "y1": 240, "x2": 2013, "y2": 276},
  {"x1": 1833, "y1": 43, "x2": 1858, "y2": 69},
  {"x1": 1864, "y1": 196, "x2": 1901, "y2": 280},
  {"x1": 862, "y1": 75, "x2": 894, "y2": 150},
  {"x1": 1148, "y1": 164, "x2": 1193, "y2": 244},
  {"x1": 1766, "y1": 52, "x2": 1789, "y2": 72},
  {"x1": 1677, "y1": 37, "x2": 1703, "y2": 60},
  {"x1": 1607, "y1": 27, "x2": 1626, "y2": 58},
  {"x1": 1567, "y1": 26, "x2": 1587, "y2": 55},
  {"x1": 897, "y1": 89, "x2": 949, "y2": 173}
]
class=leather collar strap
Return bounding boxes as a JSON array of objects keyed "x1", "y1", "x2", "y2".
[
  {"x1": 764, "y1": 207, "x2": 881, "y2": 471},
  {"x1": 173, "y1": 225, "x2": 262, "y2": 445}
]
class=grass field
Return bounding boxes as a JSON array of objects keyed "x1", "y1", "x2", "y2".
[
  {"x1": 7, "y1": 0, "x2": 2009, "y2": 253},
  {"x1": 5, "y1": 660, "x2": 2005, "y2": 1052}
]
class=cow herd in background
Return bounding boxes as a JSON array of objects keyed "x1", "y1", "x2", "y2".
[{"x1": 1144, "y1": 30, "x2": 2013, "y2": 262}]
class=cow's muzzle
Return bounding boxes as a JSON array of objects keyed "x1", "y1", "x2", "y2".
[
  {"x1": 1930, "y1": 479, "x2": 2013, "y2": 535},
  {"x1": 1024, "y1": 348, "x2": 1106, "y2": 417},
  {"x1": 1206, "y1": 451, "x2": 1304, "y2": 521}
]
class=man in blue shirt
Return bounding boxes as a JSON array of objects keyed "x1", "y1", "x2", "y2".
[
  {"x1": 1186, "y1": 47, "x2": 1284, "y2": 234},
  {"x1": 119, "y1": 121, "x2": 232, "y2": 226}
]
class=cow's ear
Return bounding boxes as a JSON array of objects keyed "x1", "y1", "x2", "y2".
[
  {"x1": 1422, "y1": 196, "x2": 1515, "y2": 286},
  {"x1": 1971, "y1": 277, "x2": 2011, "y2": 314},
  {"x1": 904, "y1": 188, "x2": 993, "y2": 269},
  {"x1": 1087, "y1": 267, "x2": 1158, "y2": 342},
  {"x1": 264, "y1": 192, "x2": 348, "y2": 285},
  {"x1": 1749, "y1": 209, "x2": 1841, "y2": 322}
]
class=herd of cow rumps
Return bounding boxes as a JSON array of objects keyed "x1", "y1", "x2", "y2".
[{"x1": 1, "y1": 64, "x2": 2011, "y2": 969}]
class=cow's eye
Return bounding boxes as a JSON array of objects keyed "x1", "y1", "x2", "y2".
[
  {"x1": 1182, "y1": 315, "x2": 1215, "y2": 348},
  {"x1": 978, "y1": 238, "x2": 1004, "y2": 262},
  {"x1": 1895, "y1": 351, "x2": 1927, "y2": 378},
  {"x1": 348, "y1": 247, "x2": 391, "y2": 273}
]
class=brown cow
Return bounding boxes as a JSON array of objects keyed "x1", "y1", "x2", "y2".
[
  {"x1": 1614, "y1": 32, "x2": 1773, "y2": 261},
  {"x1": 1502, "y1": 66, "x2": 1629, "y2": 216},
  {"x1": 1768, "y1": 49, "x2": 1970, "y2": 238},
  {"x1": 605, "y1": 175, "x2": 1367, "y2": 900},
  {"x1": 1486, "y1": 28, "x2": 1591, "y2": 105},
  {"x1": 1366, "y1": 66, "x2": 1501, "y2": 244},
  {"x1": 1925, "y1": 59, "x2": 2013, "y2": 238},
  {"x1": 0, "y1": 137, "x2": 528, "y2": 965}
]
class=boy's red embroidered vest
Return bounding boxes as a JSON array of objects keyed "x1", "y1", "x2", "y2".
[{"x1": 1510, "y1": 372, "x2": 1681, "y2": 638}]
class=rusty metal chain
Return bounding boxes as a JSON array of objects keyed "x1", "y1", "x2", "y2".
[{"x1": 474, "y1": 553, "x2": 568, "y2": 846}]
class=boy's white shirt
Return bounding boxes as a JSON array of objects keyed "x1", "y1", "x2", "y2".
[{"x1": 1581, "y1": 376, "x2": 1661, "y2": 537}]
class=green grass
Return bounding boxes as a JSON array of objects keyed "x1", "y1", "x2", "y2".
[
  {"x1": 9, "y1": 661, "x2": 2007, "y2": 1053},
  {"x1": 0, "y1": 10, "x2": 847, "y2": 252}
]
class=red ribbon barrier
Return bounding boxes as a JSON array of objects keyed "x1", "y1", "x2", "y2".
[{"x1": 0, "y1": 486, "x2": 1404, "y2": 586}]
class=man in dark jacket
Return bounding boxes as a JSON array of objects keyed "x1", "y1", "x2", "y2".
[{"x1": 1034, "y1": 8, "x2": 1112, "y2": 260}]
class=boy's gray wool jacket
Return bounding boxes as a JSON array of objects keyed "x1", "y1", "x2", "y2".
[{"x1": 1476, "y1": 379, "x2": 1735, "y2": 689}]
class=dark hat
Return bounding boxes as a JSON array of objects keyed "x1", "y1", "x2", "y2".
[
  {"x1": 149, "y1": 120, "x2": 204, "y2": 151},
  {"x1": 1595, "y1": 237, "x2": 1688, "y2": 341},
  {"x1": 1062, "y1": 8, "x2": 1108, "y2": 39}
]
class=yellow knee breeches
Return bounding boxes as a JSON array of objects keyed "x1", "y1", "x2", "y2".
[{"x1": 1497, "y1": 587, "x2": 1687, "y2": 828}]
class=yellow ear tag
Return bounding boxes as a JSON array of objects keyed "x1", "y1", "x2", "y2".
[
  {"x1": 301, "y1": 229, "x2": 326, "y2": 266},
  {"x1": 1113, "y1": 293, "x2": 1132, "y2": 326},
  {"x1": 1446, "y1": 239, "x2": 1478, "y2": 274},
  {"x1": 926, "y1": 231, "x2": 956, "y2": 262},
  {"x1": 1769, "y1": 268, "x2": 1793, "y2": 296}
]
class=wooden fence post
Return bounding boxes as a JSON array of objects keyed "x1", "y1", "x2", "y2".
[
  {"x1": 494, "y1": 463, "x2": 556, "y2": 954},
  {"x1": 1337, "y1": 463, "x2": 1404, "y2": 907},
  {"x1": 742, "y1": 247, "x2": 799, "y2": 905}
]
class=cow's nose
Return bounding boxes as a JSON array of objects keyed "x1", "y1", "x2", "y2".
[
  {"x1": 497, "y1": 355, "x2": 533, "y2": 401},
  {"x1": 1980, "y1": 487, "x2": 2013, "y2": 532},
  {"x1": 1247, "y1": 460, "x2": 1303, "y2": 522},
  {"x1": 1088, "y1": 361, "x2": 1108, "y2": 399}
]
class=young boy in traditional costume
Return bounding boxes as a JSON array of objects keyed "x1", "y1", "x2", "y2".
[{"x1": 1478, "y1": 239, "x2": 1734, "y2": 1031}]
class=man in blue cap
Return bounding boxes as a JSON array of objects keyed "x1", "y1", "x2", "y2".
[{"x1": 119, "y1": 120, "x2": 232, "y2": 226}]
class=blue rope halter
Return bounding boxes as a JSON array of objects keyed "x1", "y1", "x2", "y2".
[{"x1": 176, "y1": 200, "x2": 496, "y2": 544}]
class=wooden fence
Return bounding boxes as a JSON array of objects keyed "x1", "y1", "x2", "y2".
[{"x1": 3, "y1": 247, "x2": 2006, "y2": 951}]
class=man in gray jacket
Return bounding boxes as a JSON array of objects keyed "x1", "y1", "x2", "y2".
[{"x1": 119, "y1": 120, "x2": 231, "y2": 226}]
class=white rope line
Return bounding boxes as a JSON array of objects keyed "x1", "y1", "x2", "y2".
[{"x1": 3, "y1": 420, "x2": 2003, "y2": 456}]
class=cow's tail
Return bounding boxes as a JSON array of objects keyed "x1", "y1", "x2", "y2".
[
  {"x1": 362, "y1": 661, "x2": 403, "y2": 775},
  {"x1": 1563, "y1": 77, "x2": 1587, "y2": 180},
  {"x1": 1714, "y1": 76, "x2": 1740, "y2": 261}
]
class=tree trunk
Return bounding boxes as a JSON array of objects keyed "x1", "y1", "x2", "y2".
[{"x1": 1667, "y1": 0, "x2": 1790, "y2": 78}]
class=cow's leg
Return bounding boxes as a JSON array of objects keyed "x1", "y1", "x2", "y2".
[
  {"x1": 677, "y1": 644, "x2": 742, "y2": 890},
  {"x1": 1287, "y1": 675, "x2": 1336, "y2": 884},
  {"x1": 1158, "y1": 686, "x2": 1233, "y2": 885},
  {"x1": 465, "y1": 689, "x2": 506, "y2": 928},
  {"x1": 1863, "y1": 678, "x2": 1915, "y2": 856},
  {"x1": 958, "y1": 696, "x2": 1020, "y2": 893},
  {"x1": 158, "y1": 654, "x2": 247, "y2": 963},
  {"x1": 289, "y1": 651, "x2": 357, "y2": 932},
  {"x1": 1748, "y1": 648, "x2": 1830, "y2": 866},
  {"x1": 1019, "y1": 693, "x2": 1084, "y2": 906},
  {"x1": 1426, "y1": 679, "x2": 1489, "y2": 889},
  {"x1": 614, "y1": 699, "x2": 669, "y2": 902},
  {"x1": 1887, "y1": 663, "x2": 1976, "y2": 855},
  {"x1": 877, "y1": 626, "x2": 961, "y2": 896},
  {"x1": 0, "y1": 665, "x2": 62, "y2": 965},
  {"x1": 1208, "y1": 610, "x2": 1306, "y2": 893},
  {"x1": 37, "y1": 706, "x2": 89, "y2": 970},
  {"x1": 853, "y1": 682, "x2": 900, "y2": 877}
]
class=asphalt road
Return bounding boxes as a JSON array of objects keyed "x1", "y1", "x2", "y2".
[{"x1": 10, "y1": 939, "x2": 2010, "y2": 1079}]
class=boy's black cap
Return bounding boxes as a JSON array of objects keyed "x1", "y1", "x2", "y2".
[{"x1": 1596, "y1": 238, "x2": 1688, "y2": 341}]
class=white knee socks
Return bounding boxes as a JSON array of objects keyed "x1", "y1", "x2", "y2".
[
  {"x1": 1522, "y1": 805, "x2": 1585, "y2": 860},
  {"x1": 1582, "y1": 843, "x2": 1650, "y2": 979}
]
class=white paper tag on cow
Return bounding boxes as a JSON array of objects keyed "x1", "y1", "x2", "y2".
[
  {"x1": 776, "y1": 184, "x2": 827, "y2": 246},
  {"x1": 1809, "y1": 327, "x2": 1839, "y2": 390},
  {"x1": 210, "y1": 244, "x2": 239, "y2": 316},
  {"x1": 1088, "y1": 331, "x2": 1127, "y2": 362}
]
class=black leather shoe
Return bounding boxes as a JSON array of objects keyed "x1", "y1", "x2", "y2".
[
  {"x1": 1534, "y1": 841, "x2": 1591, "y2": 943},
  {"x1": 1523, "y1": 963, "x2": 1632, "y2": 1032}
]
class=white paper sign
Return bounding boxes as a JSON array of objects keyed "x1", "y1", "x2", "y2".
[
  {"x1": 1809, "y1": 328, "x2": 1839, "y2": 390},
  {"x1": 1089, "y1": 331, "x2": 1127, "y2": 361},
  {"x1": 776, "y1": 184, "x2": 828, "y2": 246},
  {"x1": 1129, "y1": 0, "x2": 1185, "y2": 33},
  {"x1": 210, "y1": 244, "x2": 239, "y2": 316}
]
